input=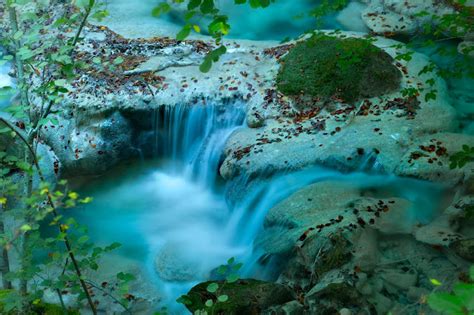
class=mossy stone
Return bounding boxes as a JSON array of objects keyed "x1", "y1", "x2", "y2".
[
  {"x1": 276, "y1": 34, "x2": 402, "y2": 104},
  {"x1": 184, "y1": 279, "x2": 295, "y2": 314}
]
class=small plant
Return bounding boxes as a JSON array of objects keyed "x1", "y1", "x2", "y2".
[
  {"x1": 427, "y1": 266, "x2": 474, "y2": 315},
  {"x1": 177, "y1": 257, "x2": 242, "y2": 314},
  {"x1": 450, "y1": 145, "x2": 474, "y2": 169}
]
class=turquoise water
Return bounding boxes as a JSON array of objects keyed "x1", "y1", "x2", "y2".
[{"x1": 69, "y1": 102, "x2": 447, "y2": 313}]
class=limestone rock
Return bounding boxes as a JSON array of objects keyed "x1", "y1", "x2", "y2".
[
  {"x1": 263, "y1": 300, "x2": 304, "y2": 315},
  {"x1": 395, "y1": 133, "x2": 474, "y2": 186},
  {"x1": 154, "y1": 243, "x2": 200, "y2": 281},
  {"x1": 450, "y1": 238, "x2": 474, "y2": 262},
  {"x1": 361, "y1": 0, "x2": 454, "y2": 35},
  {"x1": 220, "y1": 34, "x2": 457, "y2": 182}
]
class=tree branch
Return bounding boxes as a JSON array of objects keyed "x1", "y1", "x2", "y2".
[{"x1": 0, "y1": 116, "x2": 98, "y2": 315}]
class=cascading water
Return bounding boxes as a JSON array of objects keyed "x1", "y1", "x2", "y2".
[
  {"x1": 155, "y1": 102, "x2": 245, "y2": 187},
  {"x1": 75, "y1": 101, "x2": 252, "y2": 312},
  {"x1": 75, "y1": 100, "x2": 445, "y2": 313}
]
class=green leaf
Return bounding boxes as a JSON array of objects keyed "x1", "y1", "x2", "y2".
[
  {"x1": 188, "y1": 0, "x2": 202, "y2": 10},
  {"x1": 113, "y1": 56, "x2": 124, "y2": 65},
  {"x1": 206, "y1": 282, "x2": 219, "y2": 293},
  {"x1": 152, "y1": 3, "x2": 171, "y2": 17},
  {"x1": 217, "y1": 265, "x2": 227, "y2": 275},
  {"x1": 217, "y1": 294, "x2": 228, "y2": 302},
  {"x1": 117, "y1": 272, "x2": 135, "y2": 282},
  {"x1": 77, "y1": 235, "x2": 89, "y2": 244},
  {"x1": 205, "y1": 299, "x2": 213, "y2": 307},
  {"x1": 20, "y1": 224, "x2": 32, "y2": 232},
  {"x1": 226, "y1": 274, "x2": 239, "y2": 283},
  {"x1": 200, "y1": 0, "x2": 215, "y2": 14},
  {"x1": 177, "y1": 25, "x2": 191, "y2": 41},
  {"x1": 199, "y1": 57, "x2": 212, "y2": 73},
  {"x1": 428, "y1": 293, "x2": 465, "y2": 314},
  {"x1": 452, "y1": 283, "x2": 474, "y2": 310},
  {"x1": 176, "y1": 295, "x2": 193, "y2": 306}
]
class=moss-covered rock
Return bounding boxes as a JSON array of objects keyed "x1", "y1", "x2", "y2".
[
  {"x1": 276, "y1": 34, "x2": 402, "y2": 104},
  {"x1": 183, "y1": 279, "x2": 295, "y2": 314}
]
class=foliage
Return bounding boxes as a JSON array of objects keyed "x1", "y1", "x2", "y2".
[
  {"x1": 428, "y1": 266, "x2": 474, "y2": 315},
  {"x1": 450, "y1": 145, "x2": 474, "y2": 169},
  {"x1": 276, "y1": 33, "x2": 401, "y2": 104},
  {"x1": 177, "y1": 257, "x2": 242, "y2": 314},
  {"x1": 0, "y1": 0, "x2": 134, "y2": 314}
]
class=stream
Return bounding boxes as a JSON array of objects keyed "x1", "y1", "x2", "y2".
[
  {"x1": 0, "y1": 1, "x2": 471, "y2": 314},
  {"x1": 72, "y1": 102, "x2": 445, "y2": 313}
]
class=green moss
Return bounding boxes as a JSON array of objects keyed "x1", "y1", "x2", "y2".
[
  {"x1": 276, "y1": 34, "x2": 402, "y2": 104},
  {"x1": 183, "y1": 279, "x2": 294, "y2": 314}
]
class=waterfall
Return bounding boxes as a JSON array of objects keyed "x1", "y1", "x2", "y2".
[
  {"x1": 152, "y1": 101, "x2": 245, "y2": 187},
  {"x1": 76, "y1": 100, "x2": 445, "y2": 314}
]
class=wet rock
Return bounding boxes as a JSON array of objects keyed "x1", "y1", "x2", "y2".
[
  {"x1": 407, "y1": 286, "x2": 430, "y2": 303},
  {"x1": 361, "y1": 0, "x2": 454, "y2": 35},
  {"x1": 184, "y1": 279, "x2": 295, "y2": 315},
  {"x1": 413, "y1": 213, "x2": 461, "y2": 246},
  {"x1": 220, "y1": 35, "x2": 457, "y2": 181},
  {"x1": 305, "y1": 270, "x2": 371, "y2": 314},
  {"x1": 381, "y1": 269, "x2": 418, "y2": 291},
  {"x1": 450, "y1": 238, "x2": 474, "y2": 262},
  {"x1": 43, "y1": 110, "x2": 135, "y2": 177},
  {"x1": 395, "y1": 132, "x2": 474, "y2": 186},
  {"x1": 154, "y1": 243, "x2": 199, "y2": 281},
  {"x1": 353, "y1": 228, "x2": 379, "y2": 272},
  {"x1": 336, "y1": 2, "x2": 368, "y2": 33},
  {"x1": 263, "y1": 300, "x2": 304, "y2": 315},
  {"x1": 368, "y1": 292, "x2": 393, "y2": 315}
]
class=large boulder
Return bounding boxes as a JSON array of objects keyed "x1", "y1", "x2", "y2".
[
  {"x1": 253, "y1": 179, "x2": 472, "y2": 313},
  {"x1": 361, "y1": 0, "x2": 454, "y2": 35},
  {"x1": 220, "y1": 34, "x2": 458, "y2": 184},
  {"x1": 276, "y1": 34, "x2": 402, "y2": 105}
]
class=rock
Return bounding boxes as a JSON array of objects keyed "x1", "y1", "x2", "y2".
[
  {"x1": 361, "y1": 0, "x2": 454, "y2": 35},
  {"x1": 184, "y1": 279, "x2": 295, "y2": 315},
  {"x1": 220, "y1": 34, "x2": 457, "y2": 182},
  {"x1": 276, "y1": 35, "x2": 402, "y2": 104},
  {"x1": 368, "y1": 292, "x2": 393, "y2": 315},
  {"x1": 263, "y1": 300, "x2": 304, "y2": 315},
  {"x1": 339, "y1": 308, "x2": 352, "y2": 315},
  {"x1": 256, "y1": 180, "x2": 416, "y2": 258},
  {"x1": 305, "y1": 270, "x2": 370, "y2": 314},
  {"x1": 154, "y1": 243, "x2": 200, "y2": 281},
  {"x1": 381, "y1": 269, "x2": 418, "y2": 290},
  {"x1": 336, "y1": 2, "x2": 368, "y2": 32},
  {"x1": 458, "y1": 40, "x2": 474, "y2": 57},
  {"x1": 395, "y1": 133, "x2": 474, "y2": 186},
  {"x1": 450, "y1": 238, "x2": 474, "y2": 262},
  {"x1": 34, "y1": 142, "x2": 60, "y2": 187},
  {"x1": 353, "y1": 228, "x2": 379, "y2": 272},
  {"x1": 413, "y1": 214, "x2": 462, "y2": 246},
  {"x1": 43, "y1": 110, "x2": 135, "y2": 177},
  {"x1": 407, "y1": 286, "x2": 430, "y2": 303}
]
